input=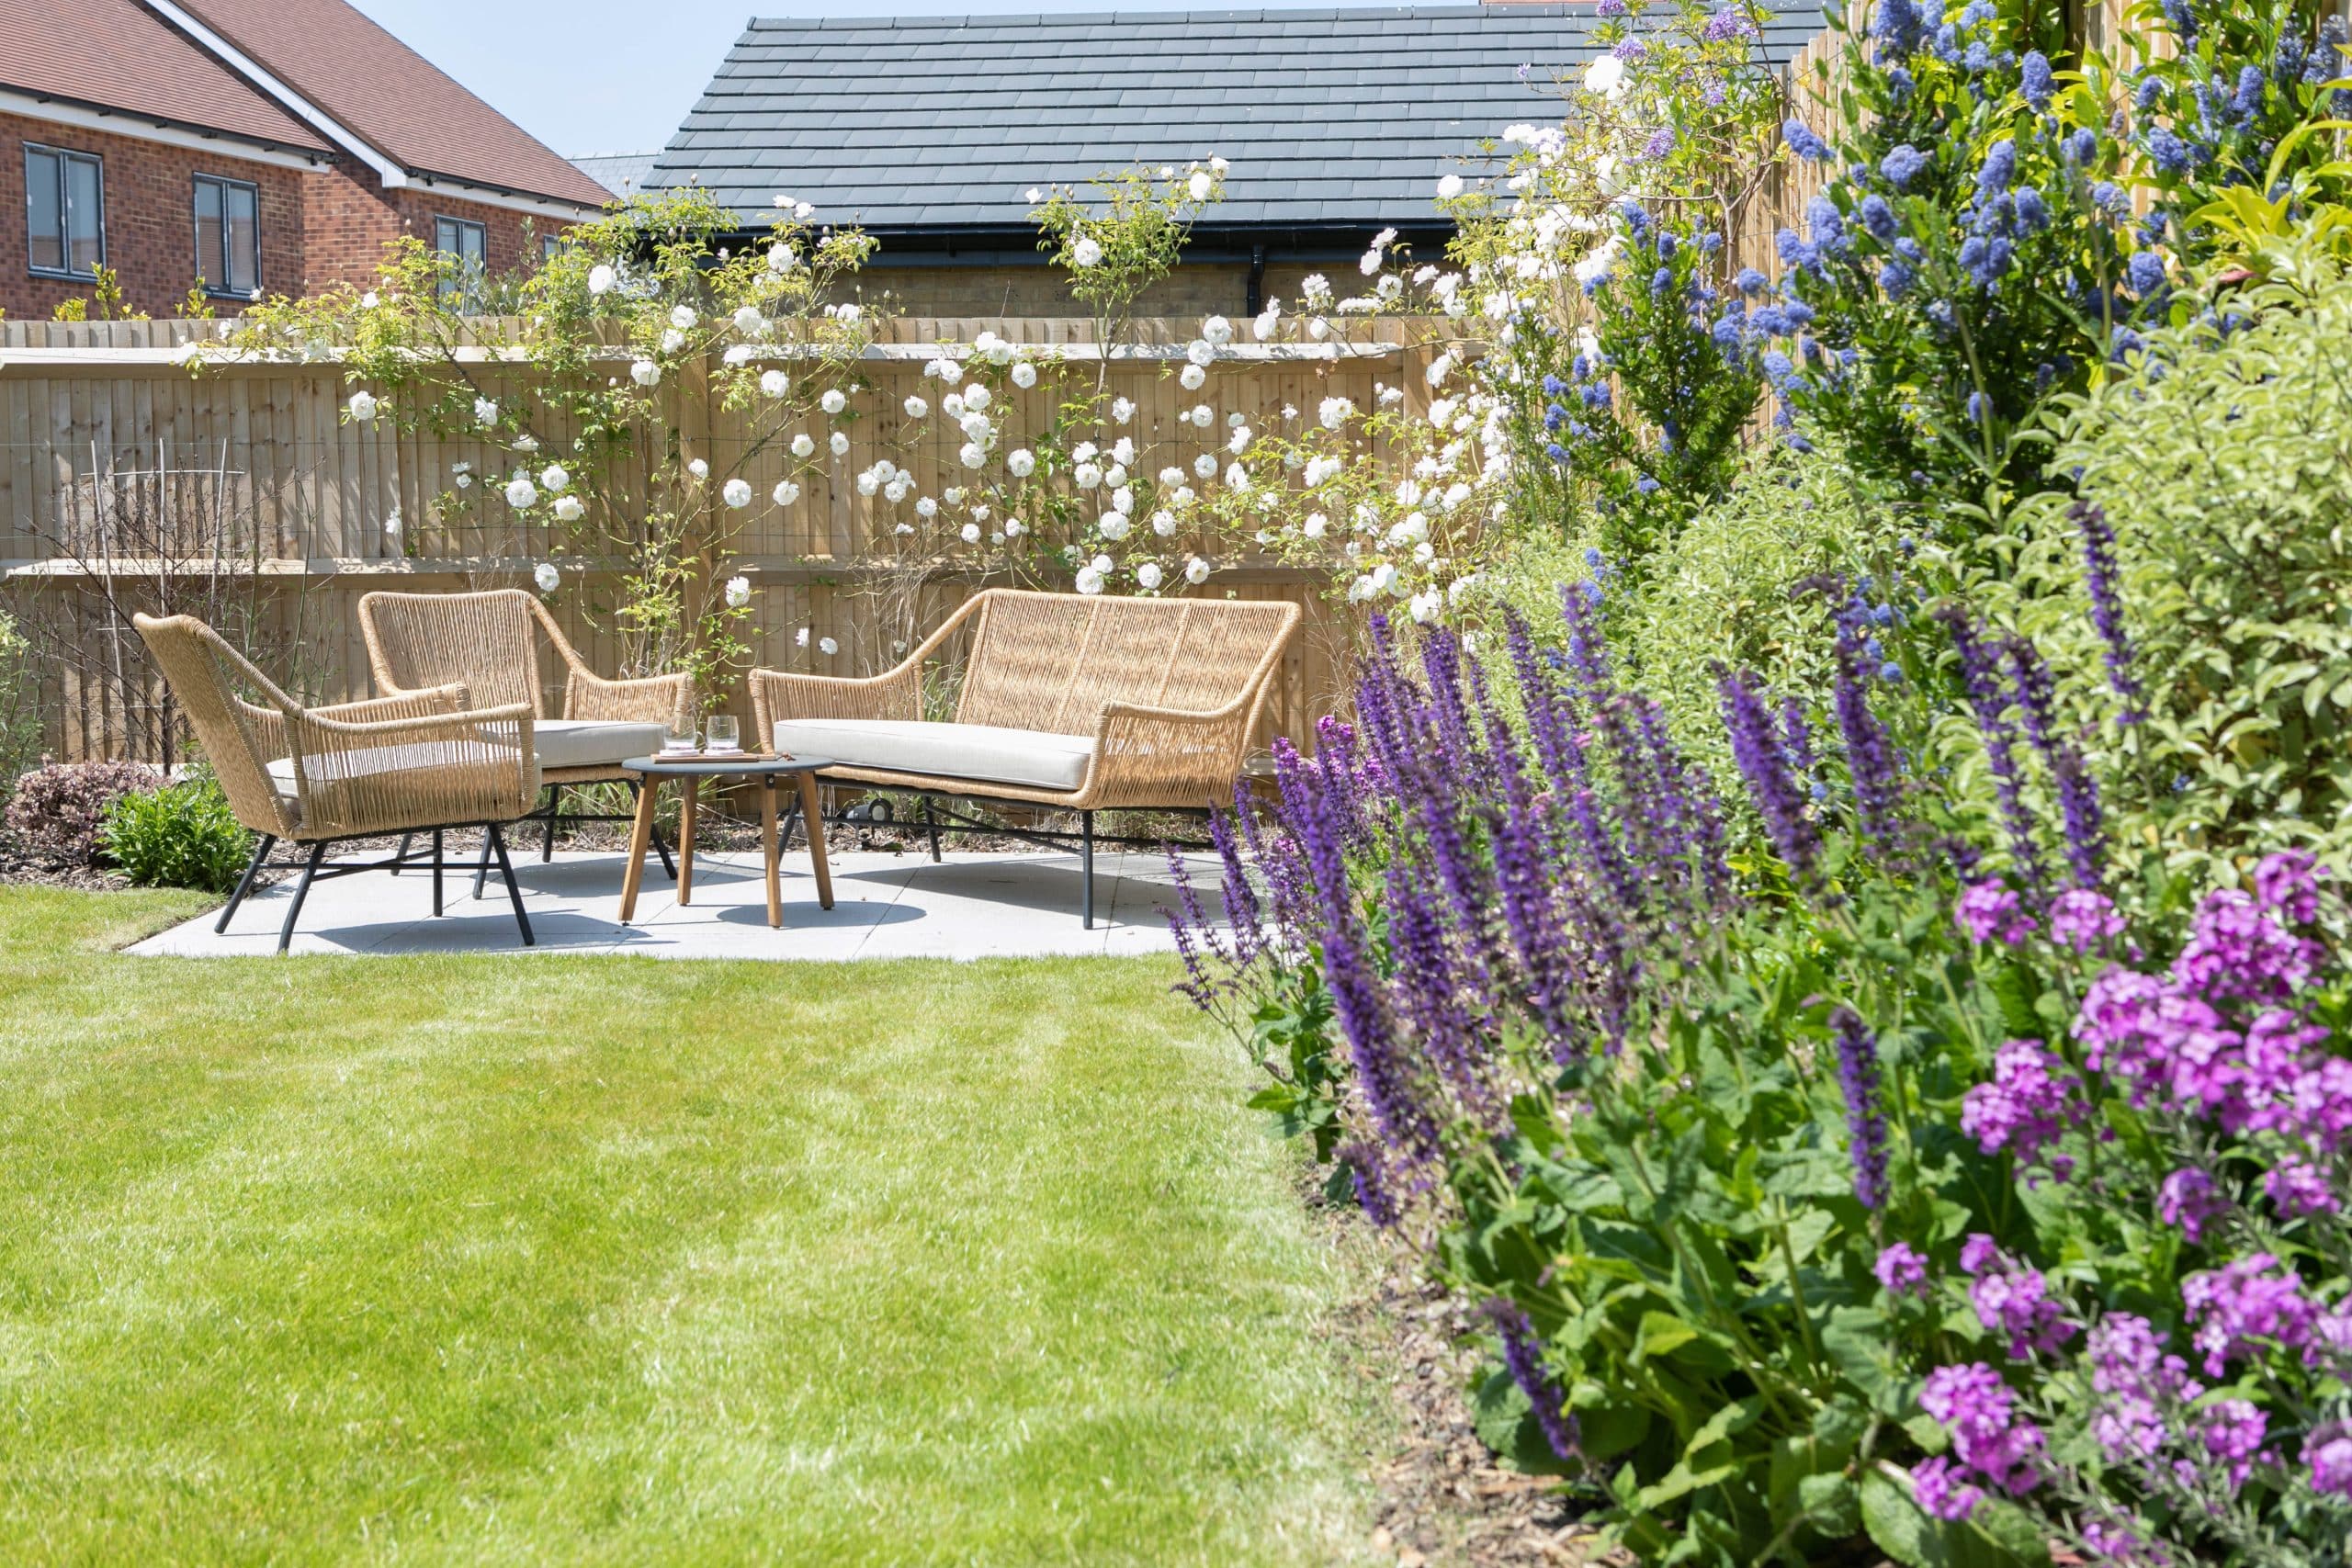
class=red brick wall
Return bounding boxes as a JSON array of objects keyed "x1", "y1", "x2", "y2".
[
  {"x1": 0, "y1": 110, "x2": 306, "y2": 319},
  {"x1": 0, "y1": 114, "x2": 581, "y2": 318}
]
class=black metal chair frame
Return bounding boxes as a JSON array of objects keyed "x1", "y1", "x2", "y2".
[
  {"x1": 216, "y1": 821, "x2": 536, "y2": 954},
  {"x1": 390, "y1": 780, "x2": 676, "y2": 900},
  {"x1": 831, "y1": 788, "x2": 1213, "y2": 930}
]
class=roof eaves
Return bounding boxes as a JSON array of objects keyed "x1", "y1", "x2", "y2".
[{"x1": 141, "y1": 0, "x2": 408, "y2": 186}]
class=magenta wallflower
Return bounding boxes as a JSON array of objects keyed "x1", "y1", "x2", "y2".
[
  {"x1": 2254, "y1": 848, "x2": 2324, "y2": 924},
  {"x1": 1970, "y1": 1258, "x2": 2076, "y2": 1359},
  {"x1": 1875, "y1": 1241, "x2": 1930, "y2": 1295},
  {"x1": 2157, "y1": 1167, "x2": 2227, "y2": 1243},
  {"x1": 1961, "y1": 1038, "x2": 2084, "y2": 1172},
  {"x1": 2049, "y1": 888, "x2": 2126, "y2": 953},
  {"x1": 1920, "y1": 1362, "x2": 2045, "y2": 1499},
  {"x1": 2309, "y1": 1426, "x2": 2352, "y2": 1497},
  {"x1": 2199, "y1": 1399, "x2": 2268, "y2": 1486},
  {"x1": 1956, "y1": 880, "x2": 2037, "y2": 945},
  {"x1": 2263, "y1": 1158, "x2": 2341, "y2": 1220},
  {"x1": 2182, "y1": 1255, "x2": 2318, "y2": 1376},
  {"x1": 1959, "y1": 1232, "x2": 2001, "y2": 1274},
  {"x1": 2086, "y1": 1313, "x2": 2198, "y2": 1462},
  {"x1": 1912, "y1": 1456, "x2": 1984, "y2": 1520}
]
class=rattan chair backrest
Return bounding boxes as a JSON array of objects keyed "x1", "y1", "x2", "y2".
[
  {"x1": 359, "y1": 589, "x2": 545, "y2": 716},
  {"x1": 132, "y1": 614, "x2": 295, "y2": 838}
]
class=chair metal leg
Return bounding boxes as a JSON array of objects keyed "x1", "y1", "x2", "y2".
[
  {"x1": 277, "y1": 840, "x2": 327, "y2": 954},
  {"x1": 922, "y1": 795, "x2": 942, "y2": 862},
  {"x1": 431, "y1": 828, "x2": 444, "y2": 917},
  {"x1": 216, "y1": 833, "x2": 274, "y2": 933},
  {"x1": 486, "y1": 823, "x2": 535, "y2": 947},
  {"x1": 390, "y1": 830, "x2": 413, "y2": 876},
  {"x1": 541, "y1": 784, "x2": 560, "y2": 863},
  {"x1": 1080, "y1": 809, "x2": 1095, "y2": 930},
  {"x1": 471, "y1": 826, "x2": 494, "y2": 900}
]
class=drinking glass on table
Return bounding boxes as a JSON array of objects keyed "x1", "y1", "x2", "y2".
[
  {"x1": 662, "y1": 715, "x2": 697, "y2": 754},
  {"x1": 705, "y1": 714, "x2": 741, "y2": 753}
]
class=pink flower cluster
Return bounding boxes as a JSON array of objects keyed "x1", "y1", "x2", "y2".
[
  {"x1": 2181, "y1": 1255, "x2": 2320, "y2": 1378},
  {"x1": 1962, "y1": 1234, "x2": 2075, "y2": 1359},
  {"x1": 1960, "y1": 1038, "x2": 2085, "y2": 1174},
  {"x1": 1915, "y1": 1362, "x2": 2044, "y2": 1520},
  {"x1": 2086, "y1": 1312, "x2": 2197, "y2": 1464},
  {"x1": 2075, "y1": 852, "x2": 2352, "y2": 1166},
  {"x1": 1954, "y1": 879, "x2": 2037, "y2": 945}
]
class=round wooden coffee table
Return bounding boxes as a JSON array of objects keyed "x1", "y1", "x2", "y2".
[{"x1": 618, "y1": 754, "x2": 835, "y2": 927}]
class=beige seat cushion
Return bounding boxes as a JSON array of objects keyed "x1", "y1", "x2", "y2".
[
  {"x1": 532, "y1": 718, "x2": 668, "y2": 771},
  {"x1": 773, "y1": 717, "x2": 1094, "y2": 793}
]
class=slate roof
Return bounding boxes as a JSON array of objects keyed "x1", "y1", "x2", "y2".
[
  {"x1": 573, "y1": 152, "x2": 663, "y2": 199},
  {"x1": 652, "y1": 4, "x2": 1826, "y2": 236}
]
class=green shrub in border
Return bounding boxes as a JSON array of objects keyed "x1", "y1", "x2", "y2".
[{"x1": 102, "y1": 769, "x2": 254, "y2": 895}]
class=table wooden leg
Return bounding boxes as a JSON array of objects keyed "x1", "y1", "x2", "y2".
[
  {"x1": 678, "y1": 782, "x2": 697, "y2": 906},
  {"x1": 760, "y1": 779, "x2": 783, "y2": 928},
  {"x1": 797, "y1": 772, "x2": 834, "y2": 909},
  {"x1": 619, "y1": 776, "x2": 658, "y2": 923}
]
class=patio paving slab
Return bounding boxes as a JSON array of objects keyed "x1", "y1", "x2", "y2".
[{"x1": 126, "y1": 846, "x2": 1220, "y2": 961}]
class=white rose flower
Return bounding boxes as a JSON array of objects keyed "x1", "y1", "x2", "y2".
[
  {"x1": 553, "y1": 494, "x2": 585, "y2": 523},
  {"x1": 1104, "y1": 463, "x2": 1128, "y2": 488},
  {"x1": 723, "y1": 479, "x2": 753, "y2": 508},
  {"x1": 514, "y1": 434, "x2": 537, "y2": 452},
  {"x1": 1012, "y1": 362, "x2": 1037, "y2": 389},
  {"x1": 1188, "y1": 404, "x2": 1214, "y2": 429},
  {"x1": 539, "y1": 464, "x2": 570, "y2": 492},
  {"x1": 958, "y1": 442, "x2": 985, "y2": 468},
  {"x1": 1202, "y1": 316, "x2": 1234, "y2": 347},
  {"x1": 1075, "y1": 565, "x2": 1105, "y2": 595},
  {"x1": 454, "y1": 471, "x2": 473, "y2": 489},
  {"x1": 472, "y1": 396, "x2": 498, "y2": 425},
  {"x1": 768, "y1": 243, "x2": 797, "y2": 273},
  {"x1": 962, "y1": 384, "x2": 992, "y2": 412},
  {"x1": 688, "y1": 458, "x2": 710, "y2": 480},
  {"x1": 1184, "y1": 557, "x2": 1211, "y2": 585},
  {"x1": 1112, "y1": 436, "x2": 1136, "y2": 466},
  {"x1": 1180, "y1": 363, "x2": 1207, "y2": 390},
  {"x1": 797, "y1": 202, "x2": 815, "y2": 220},
  {"x1": 1211, "y1": 154, "x2": 1229, "y2": 174},
  {"x1": 885, "y1": 478, "x2": 910, "y2": 503},
  {"x1": 1151, "y1": 510, "x2": 1177, "y2": 536},
  {"x1": 1111, "y1": 397, "x2": 1135, "y2": 424},
  {"x1": 796, "y1": 626, "x2": 810, "y2": 648},
  {"x1": 1253, "y1": 309, "x2": 1279, "y2": 341},
  {"x1": 1070, "y1": 234, "x2": 1103, "y2": 267},
  {"x1": 1073, "y1": 462, "x2": 1102, "y2": 490},
  {"x1": 790, "y1": 433, "x2": 816, "y2": 458},
  {"x1": 904, "y1": 395, "x2": 929, "y2": 418},
  {"x1": 345, "y1": 389, "x2": 378, "y2": 422},
  {"x1": 1318, "y1": 395, "x2": 1355, "y2": 430},
  {"x1": 762, "y1": 368, "x2": 790, "y2": 398},
  {"x1": 820, "y1": 389, "x2": 847, "y2": 415},
  {"x1": 1305, "y1": 513, "x2": 1329, "y2": 539},
  {"x1": 1193, "y1": 452, "x2": 1218, "y2": 479},
  {"x1": 915, "y1": 496, "x2": 937, "y2": 517},
  {"x1": 1110, "y1": 485, "x2": 1135, "y2": 514},
  {"x1": 661, "y1": 329, "x2": 685, "y2": 355},
  {"x1": 587, "y1": 264, "x2": 616, "y2": 295},
  {"x1": 1306, "y1": 316, "x2": 1331, "y2": 341},
  {"x1": 724, "y1": 575, "x2": 752, "y2": 608},
  {"x1": 504, "y1": 475, "x2": 538, "y2": 508},
  {"x1": 958, "y1": 411, "x2": 992, "y2": 441},
  {"x1": 1370, "y1": 562, "x2": 1399, "y2": 596},
  {"x1": 960, "y1": 523, "x2": 982, "y2": 545},
  {"x1": 534, "y1": 561, "x2": 560, "y2": 592},
  {"x1": 944, "y1": 487, "x2": 965, "y2": 504},
  {"x1": 1224, "y1": 462, "x2": 1250, "y2": 491},
  {"x1": 1409, "y1": 589, "x2": 1442, "y2": 625},
  {"x1": 1136, "y1": 561, "x2": 1164, "y2": 590},
  {"x1": 1227, "y1": 427, "x2": 1251, "y2": 455},
  {"x1": 855, "y1": 471, "x2": 881, "y2": 497},
  {"x1": 1185, "y1": 339, "x2": 1216, "y2": 367},
  {"x1": 631, "y1": 359, "x2": 661, "y2": 387},
  {"x1": 1004, "y1": 518, "x2": 1025, "y2": 537},
  {"x1": 1007, "y1": 448, "x2": 1035, "y2": 477},
  {"x1": 1437, "y1": 173, "x2": 1465, "y2": 199},
  {"x1": 774, "y1": 479, "x2": 802, "y2": 505},
  {"x1": 1099, "y1": 513, "x2": 1131, "y2": 540},
  {"x1": 830, "y1": 432, "x2": 850, "y2": 456},
  {"x1": 732, "y1": 305, "x2": 765, "y2": 335},
  {"x1": 819, "y1": 636, "x2": 837, "y2": 655},
  {"x1": 1187, "y1": 169, "x2": 1214, "y2": 201},
  {"x1": 669, "y1": 304, "x2": 698, "y2": 331},
  {"x1": 1583, "y1": 53, "x2": 1626, "y2": 98}
]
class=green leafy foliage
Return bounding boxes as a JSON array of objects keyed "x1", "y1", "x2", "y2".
[{"x1": 101, "y1": 769, "x2": 254, "y2": 894}]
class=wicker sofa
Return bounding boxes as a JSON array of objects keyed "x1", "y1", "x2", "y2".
[{"x1": 750, "y1": 589, "x2": 1299, "y2": 926}]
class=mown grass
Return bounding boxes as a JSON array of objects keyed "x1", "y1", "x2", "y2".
[{"x1": 0, "y1": 888, "x2": 1374, "y2": 1565}]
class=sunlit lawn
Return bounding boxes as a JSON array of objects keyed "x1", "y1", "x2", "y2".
[{"x1": 0, "y1": 888, "x2": 1374, "y2": 1564}]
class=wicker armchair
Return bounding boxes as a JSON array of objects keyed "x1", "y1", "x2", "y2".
[
  {"x1": 358, "y1": 589, "x2": 691, "y2": 877},
  {"x1": 751, "y1": 589, "x2": 1299, "y2": 925},
  {"x1": 134, "y1": 613, "x2": 542, "y2": 952}
]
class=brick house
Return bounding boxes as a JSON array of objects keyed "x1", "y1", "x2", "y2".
[{"x1": 0, "y1": 0, "x2": 610, "y2": 319}]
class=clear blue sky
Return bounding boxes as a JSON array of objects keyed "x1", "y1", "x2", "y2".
[{"x1": 347, "y1": 0, "x2": 1337, "y2": 161}]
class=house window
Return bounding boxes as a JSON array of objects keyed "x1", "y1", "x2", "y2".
[
  {"x1": 26, "y1": 144, "x2": 104, "y2": 279},
  {"x1": 192, "y1": 175, "x2": 260, "y2": 298},
  {"x1": 434, "y1": 216, "x2": 487, "y2": 303},
  {"x1": 542, "y1": 232, "x2": 563, "y2": 265}
]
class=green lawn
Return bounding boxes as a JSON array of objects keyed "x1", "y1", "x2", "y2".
[{"x1": 0, "y1": 888, "x2": 1376, "y2": 1565}]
